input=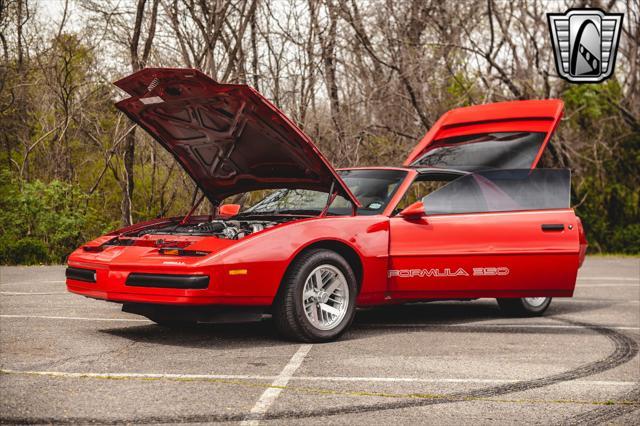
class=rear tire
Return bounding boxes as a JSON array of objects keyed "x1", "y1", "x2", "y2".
[
  {"x1": 273, "y1": 249, "x2": 357, "y2": 342},
  {"x1": 497, "y1": 297, "x2": 552, "y2": 316}
]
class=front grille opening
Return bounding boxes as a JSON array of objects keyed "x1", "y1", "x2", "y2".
[
  {"x1": 125, "y1": 273, "x2": 209, "y2": 289},
  {"x1": 66, "y1": 267, "x2": 97, "y2": 283}
]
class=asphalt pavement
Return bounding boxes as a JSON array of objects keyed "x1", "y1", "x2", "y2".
[{"x1": 1, "y1": 256, "x2": 638, "y2": 424}]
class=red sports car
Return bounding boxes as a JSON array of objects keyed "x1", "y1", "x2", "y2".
[{"x1": 66, "y1": 68, "x2": 587, "y2": 342}]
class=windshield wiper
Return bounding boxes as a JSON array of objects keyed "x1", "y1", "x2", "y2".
[
  {"x1": 238, "y1": 209, "x2": 318, "y2": 217},
  {"x1": 273, "y1": 209, "x2": 320, "y2": 215},
  {"x1": 235, "y1": 210, "x2": 272, "y2": 217}
]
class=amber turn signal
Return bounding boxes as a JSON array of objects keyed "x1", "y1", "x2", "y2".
[{"x1": 159, "y1": 248, "x2": 209, "y2": 256}]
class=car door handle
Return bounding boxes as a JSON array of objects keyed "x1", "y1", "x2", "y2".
[{"x1": 541, "y1": 224, "x2": 564, "y2": 231}]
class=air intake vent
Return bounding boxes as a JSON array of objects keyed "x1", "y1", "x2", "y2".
[
  {"x1": 66, "y1": 267, "x2": 96, "y2": 283},
  {"x1": 126, "y1": 273, "x2": 209, "y2": 289}
]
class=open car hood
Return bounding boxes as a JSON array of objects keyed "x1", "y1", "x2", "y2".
[
  {"x1": 115, "y1": 68, "x2": 359, "y2": 206},
  {"x1": 404, "y1": 99, "x2": 564, "y2": 171}
]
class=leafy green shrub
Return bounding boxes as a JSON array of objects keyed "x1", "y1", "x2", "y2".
[
  {"x1": 0, "y1": 170, "x2": 108, "y2": 264},
  {"x1": 610, "y1": 224, "x2": 640, "y2": 254},
  {"x1": 562, "y1": 83, "x2": 640, "y2": 255},
  {"x1": 0, "y1": 237, "x2": 49, "y2": 265}
]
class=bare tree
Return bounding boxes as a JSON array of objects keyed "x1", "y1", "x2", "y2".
[
  {"x1": 1, "y1": 0, "x2": 638, "y2": 255},
  {"x1": 82, "y1": 0, "x2": 160, "y2": 225}
]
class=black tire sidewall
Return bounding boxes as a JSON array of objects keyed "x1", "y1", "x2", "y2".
[
  {"x1": 520, "y1": 297, "x2": 552, "y2": 313},
  {"x1": 285, "y1": 249, "x2": 357, "y2": 341},
  {"x1": 497, "y1": 297, "x2": 552, "y2": 316}
]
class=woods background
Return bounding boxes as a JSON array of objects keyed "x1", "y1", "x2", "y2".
[{"x1": 0, "y1": 0, "x2": 638, "y2": 264}]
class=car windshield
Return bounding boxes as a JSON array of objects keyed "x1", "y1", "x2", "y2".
[{"x1": 233, "y1": 169, "x2": 407, "y2": 216}]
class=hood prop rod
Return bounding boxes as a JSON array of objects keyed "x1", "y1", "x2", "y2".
[
  {"x1": 320, "y1": 181, "x2": 337, "y2": 217},
  {"x1": 179, "y1": 193, "x2": 207, "y2": 225}
]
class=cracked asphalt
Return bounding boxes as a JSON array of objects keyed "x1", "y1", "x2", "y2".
[{"x1": 1, "y1": 256, "x2": 639, "y2": 424}]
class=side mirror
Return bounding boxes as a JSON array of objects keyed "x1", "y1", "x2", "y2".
[
  {"x1": 219, "y1": 204, "x2": 241, "y2": 217},
  {"x1": 399, "y1": 201, "x2": 425, "y2": 220}
]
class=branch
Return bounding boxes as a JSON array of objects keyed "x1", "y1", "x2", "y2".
[{"x1": 130, "y1": 0, "x2": 147, "y2": 70}]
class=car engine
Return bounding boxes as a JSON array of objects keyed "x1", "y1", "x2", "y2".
[{"x1": 137, "y1": 219, "x2": 280, "y2": 240}]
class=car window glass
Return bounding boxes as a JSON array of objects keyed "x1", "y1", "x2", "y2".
[
  {"x1": 395, "y1": 180, "x2": 451, "y2": 212},
  {"x1": 251, "y1": 189, "x2": 332, "y2": 212},
  {"x1": 422, "y1": 169, "x2": 570, "y2": 215},
  {"x1": 337, "y1": 169, "x2": 406, "y2": 215},
  {"x1": 411, "y1": 132, "x2": 546, "y2": 170},
  {"x1": 229, "y1": 169, "x2": 407, "y2": 216}
]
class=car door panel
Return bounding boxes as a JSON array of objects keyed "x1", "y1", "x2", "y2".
[{"x1": 388, "y1": 209, "x2": 580, "y2": 299}]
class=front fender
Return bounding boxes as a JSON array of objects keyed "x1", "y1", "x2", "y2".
[{"x1": 201, "y1": 216, "x2": 390, "y2": 304}]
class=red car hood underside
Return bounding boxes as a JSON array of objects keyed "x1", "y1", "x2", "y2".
[{"x1": 115, "y1": 68, "x2": 359, "y2": 206}]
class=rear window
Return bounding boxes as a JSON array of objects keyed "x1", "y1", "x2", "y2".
[
  {"x1": 422, "y1": 169, "x2": 571, "y2": 215},
  {"x1": 411, "y1": 132, "x2": 546, "y2": 170}
]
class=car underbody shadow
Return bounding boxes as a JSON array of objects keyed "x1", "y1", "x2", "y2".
[
  {"x1": 99, "y1": 319, "x2": 289, "y2": 350},
  {"x1": 353, "y1": 297, "x2": 612, "y2": 325},
  {"x1": 98, "y1": 297, "x2": 614, "y2": 347}
]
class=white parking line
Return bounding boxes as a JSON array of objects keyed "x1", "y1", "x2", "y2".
[
  {"x1": 291, "y1": 376, "x2": 639, "y2": 387},
  {"x1": 554, "y1": 298, "x2": 640, "y2": 304},
  {"x1": 0, "y1": 369, "x2": 274, "y2": 380},
  {"x1": 359, "y1": 323, "x2": 640, "y2": 331},
  {"x1": 241, "y1": 344, "x2": 312, "y2": 425},
  {"x1": 0, "y1": 314, "x2": 149, "y2": 322},
  {"x1": 577, "y1": 277, "x2": 639, "y2": 281},
  {"x1": 578, "y1": 276, "x2": 640, "y2": 282},
  {"x1": 0, "y1": 292, "x2": 68, "y2": 295},
  {"x1": 0, "y1": 368, "x2": 636, "y2": 387},
  {"x1": 578, "y1": 284, "x2": 639, "y2": 288},
  {"x1": 0, "y1": 280, "x2": 66, "y2": 285}
]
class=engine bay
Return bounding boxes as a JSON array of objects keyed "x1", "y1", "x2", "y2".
[
  {"x1": 137, "y1": 219, "x2": 281, "y2": 240},
  {"x1": 90, "y1": 216, "x2": 301, "y2": 251}
]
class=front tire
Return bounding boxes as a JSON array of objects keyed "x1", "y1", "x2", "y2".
[
  {"x1": 497, "y1": 297, "x2": 552, "y2": 316},
  {"x1": 273, "y1": 249, "x2": 357, "y2": 342}
]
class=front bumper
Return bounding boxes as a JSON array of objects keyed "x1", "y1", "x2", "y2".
[
  {"x1": 125, "y1": 272, "x2": 209, "y2": 289},
  {"x1": 65, "y1": 263, "x2": 273, "y2": 306}
]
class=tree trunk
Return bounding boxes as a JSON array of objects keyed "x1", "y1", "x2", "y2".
[
  {"x1": 121, "y1": 129, "x2": 136, "y2": 225},
  {"x1": 120, "y1": 0, "x2": 159, "y2": 226}
]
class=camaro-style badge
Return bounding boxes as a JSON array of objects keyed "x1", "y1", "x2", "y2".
[{"x1": 547, "y1": 8, "x2": 623, "y2": 83}]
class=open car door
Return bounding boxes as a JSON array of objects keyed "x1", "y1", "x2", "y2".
[
  {"x1": 390, "y1": 100, "x2": 580, "y2": 300},
  {"x1": 389, "y1": 169, "x2": 581, "y2": 299},
  {"x1": 403, "y1": 99, "x2": 564, "y2": 170}
]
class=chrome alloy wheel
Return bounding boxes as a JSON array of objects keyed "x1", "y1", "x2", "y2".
[
  {"x1": 523, "y1": 297, "x2": 548, "y2": 307},
  {"x1": 302, "y1": 264, "x2": 349, "y2": 331}
]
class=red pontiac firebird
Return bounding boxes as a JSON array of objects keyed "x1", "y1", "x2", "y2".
[{"x1": 66, "y1": 68, "x2": 588, "y2": 342}]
